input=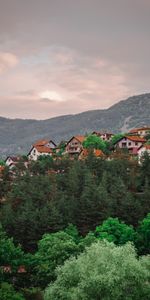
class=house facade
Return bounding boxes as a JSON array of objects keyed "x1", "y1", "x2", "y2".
[
  {"x1": 129, "y1": 127, "x2": 150, "y2": 137},
  {"x1": 65, "y1": 136, "x2": 85, "y2": 156},
  {"x1": 115, "y1": 136, "x2": 146, "y2": 154},
  {"x1": 28, "y1": 139, "x2": 56, "y2": 161},
  {"x1": 92, "y1": 131, "x2": 113, "y2": 141}
]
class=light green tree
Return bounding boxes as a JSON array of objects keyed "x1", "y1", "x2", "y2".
[
  {"x1": 45, "y1": 241, "x2": 150, "y2": 300},
  {"x1": 83, "y1": 134, "x2": 106, "y2": 152}
]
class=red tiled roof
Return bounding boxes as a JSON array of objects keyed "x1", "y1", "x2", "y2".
[
  {"x1": 126, "y1": 135, "x2": 146, "y2": 143},
  {"x1": 33, "y1": 139, "x2": 50, "y2": 147},
  {"x1": 80, "y1": 148, "x2": 104, "y2": 158},
  {"x1": 129, "y1": 127, "x2": 150, "y2": 133},
  {"x1": 129, "y1": 128, "x2": 139, "y2": 134},
  {"x1": 74, "y1": 136, "x2": 86, "y2": 143},
  {"x1": 35, "y1": 145, "x2": 52, "y2": 153},
  {"x1": 18, "y1": 265, "x2": 26, "y2": 273},
  {"x1": 66, "y1": 135, "x2": 86, "y2": 146},
  {"x1": 94, "y1": 149, "x2": 104, "y2": 157}
]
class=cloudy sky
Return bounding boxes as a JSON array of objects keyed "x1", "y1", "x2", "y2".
[{"x1": 0, "y1": 0, "x2": 150, "y2": 119}]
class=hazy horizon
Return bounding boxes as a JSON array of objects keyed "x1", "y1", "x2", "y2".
[
  {"x1": 0, "y1": 0, "x2": 150, "y2": 119},
  {"x1": 0, "y1": 92, "x2": 149, "y2": 121}
]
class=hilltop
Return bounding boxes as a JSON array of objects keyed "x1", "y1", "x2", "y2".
[{"x1": 0, "y1": 93, "x2": 150, "y2": 156}]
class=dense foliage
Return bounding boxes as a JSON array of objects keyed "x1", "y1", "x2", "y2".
[
  {"x1": 83, "y1": 134, "x2": 108, "y2": 153},
  {"x1": 45, "y1": 241, "x2": 150, "y2": 300},
  {"x1": 0, "y1": 154, "x2": 150, "y2": 299}
]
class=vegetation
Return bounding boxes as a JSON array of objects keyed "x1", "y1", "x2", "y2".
[
  {"x1": 0, "y1": 154, "x2": 150, "y2": 299},
  {"x1": 0, "y1": 283, "x2": 25, "y2": 300},
  {"x1": 95, "y1": 217, "x2": 136, "y2": 245},
  {"x1": 45, "y1": 241, "x2": 150, "y2": 300},
  {"x1": 83, "y1": 134, "x2": 107, "y2": 152}
]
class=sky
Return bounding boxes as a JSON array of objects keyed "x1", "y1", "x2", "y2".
[{"x1": 0, "y1": 0, "x2": 150, "y2": 119}]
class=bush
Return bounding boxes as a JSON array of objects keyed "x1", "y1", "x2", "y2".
[{"x1": 0, "y1": 283, "x2": 25, "y2": 300}]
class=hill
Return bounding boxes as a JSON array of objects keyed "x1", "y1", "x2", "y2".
[{"x1": 0, "y1": 93, "x2": 150, "y2": 157}]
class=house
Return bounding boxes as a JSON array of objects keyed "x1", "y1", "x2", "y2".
[
  {"x1": 28, "y1": 139, "x2": 56, "y2": 161},
  {"x1": 92, "y1": 131, "x2": 113, "y2": 141},
  {"x1": 65, "y1": 136, "x2": 85, "y2": 156},
  {"x1": 33, "y1": 139, "x2": 56, "y2": 148},
  {"x1": 79, "y1": 148, "x2": 104, "y2": 160},
  {"x1": 5, "y1": 156, "x2": 21, "y2": 169},
  {"x1": 138, "y1": 144, "x2": 150, "y2": 163},
  {"x1": 129, "y1": 126, "x2": 150, "y2": 137},
  {"x1": 1, "y1": 265, "x2": 26, "y2": 274},
  {"x1": 115, "y1": 135, "x2": 146, "y2": 154}
]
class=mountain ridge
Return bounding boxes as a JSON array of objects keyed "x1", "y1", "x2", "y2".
[{"x1": 0, "y1": 93, "x2": 150, "y2": 157}]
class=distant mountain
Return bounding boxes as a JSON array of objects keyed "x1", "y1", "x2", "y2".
[{"x1": 0, "y1": 93, "x2": 150, "y2": 157}]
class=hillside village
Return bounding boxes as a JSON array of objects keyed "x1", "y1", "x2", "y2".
[{"x1": 3, "y1": 126, "x2": 150, "y2": 170}]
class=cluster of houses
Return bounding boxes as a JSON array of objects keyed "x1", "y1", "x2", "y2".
[{"x1": 4, "y1": 126, "x2": 150, "y2": 169}]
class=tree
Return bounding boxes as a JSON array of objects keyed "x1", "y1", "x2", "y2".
[
  {"x1": 0, "y1": 223, "x2": 24, "y2": 270},
  {"x1": 1, "y1": 172, "x2": 63, "y2": 251},
  {"x1": 45, "y1": 241, "x2": 150, "y2": 300},
  {"x1": 0, "y1": 223, "x2": 26, "y2": 287},
  {"x1": 140, "y1": 152, "x2": 150, "y2": 185},
  {"x1": 0, "y1": 166, "x2": 11, "y2": 199},
  {"x1": 64, "y1": 224, "x2": 81, "y2": 244},
  {"x1": 75, "y1": 168, "x2": 105, "y2": 234},
  {"x1": 0, "y1": 159, "x2": 5, "y2": 166},
  {"x1": 145, "y1": 131, "x2": 150, "y2": 141},
  {"x1": 33, "y1": 231, "x2": 80, "y2": 288},
  {"x1": 95, "y1": 217, "x2": 136, "y2": 245},
  {"x1": 29, "y1": 156, "x2": 54, "y2": 175},
  {"x1": 83, "y1": 134, "x2": 107, "y2": 152},
  {"x1": 136, "y1": 213, "x2": 150, "y2": 255}
]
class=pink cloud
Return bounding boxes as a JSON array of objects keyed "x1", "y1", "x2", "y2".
[
  {"x1": 0, "y1": 47, "x2": 144, "y2": 119},
  {"x1": 0, "y1": 52, "x2": 18, "y2": 74}
]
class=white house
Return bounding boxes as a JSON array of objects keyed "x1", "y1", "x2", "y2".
[
  {"x1": 5, "y1": 156, "x2": 20, "y2": 169},
  {"x1": 28, "y1": 139, "x2": 56, "y2": 161},
  {"x1": 92, "y1": 131, "x2": 114, "y2": 141}
]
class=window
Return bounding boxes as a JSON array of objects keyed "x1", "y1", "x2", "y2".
[
  {"x1": 122, "y1": 142, "x2": 127, "y2": 147},
  {"x1": 128, "y1": 142, "x2": 131, "y2": 146}
]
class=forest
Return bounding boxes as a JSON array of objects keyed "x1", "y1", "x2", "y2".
[{"x1": 0, "y1": 153, "x2": 150, "y2": 299}]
